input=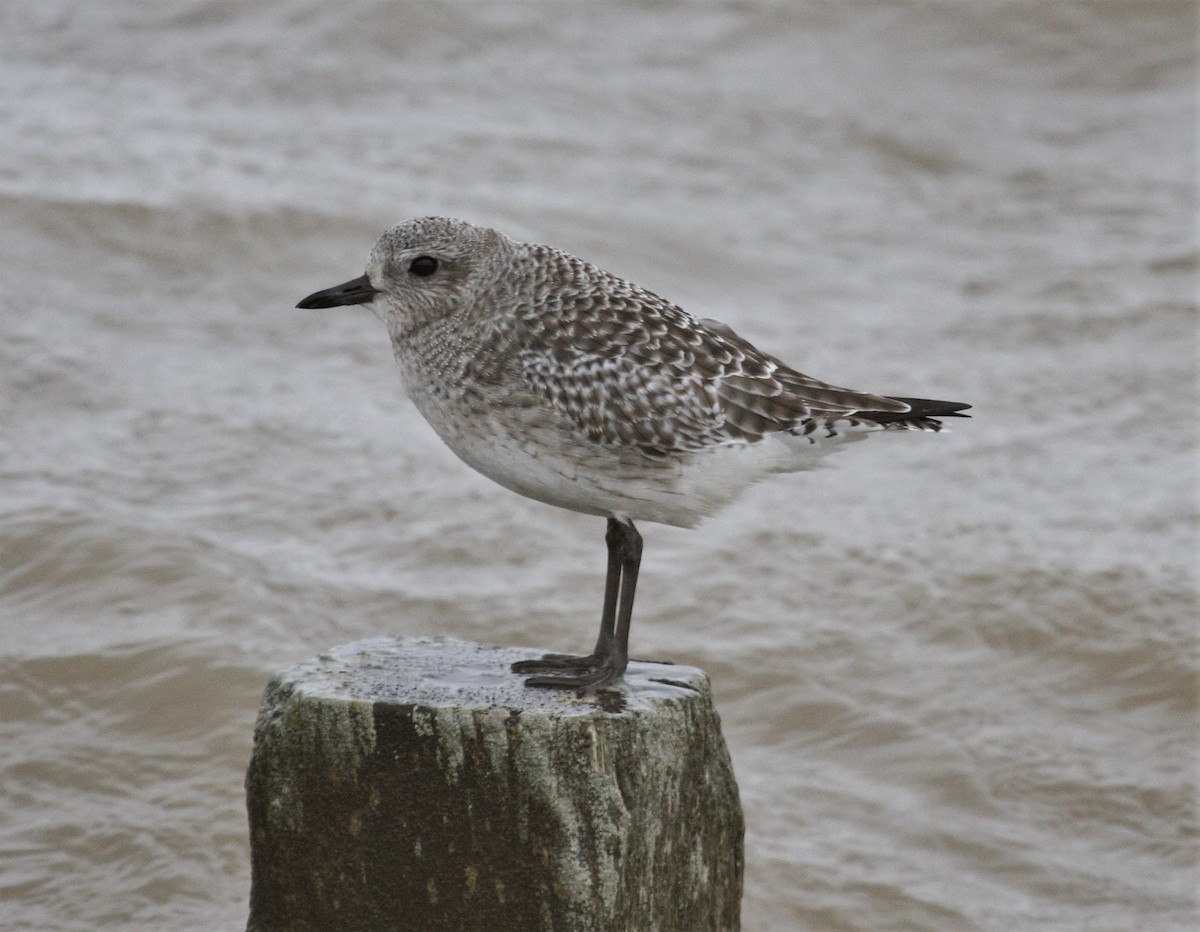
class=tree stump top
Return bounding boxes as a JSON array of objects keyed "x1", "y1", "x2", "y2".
[{"x1": 277, "y1": 635, "x2": 709, "y2": 715}]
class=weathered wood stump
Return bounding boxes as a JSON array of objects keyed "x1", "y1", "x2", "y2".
[{"x1": 245, "y1": 636, "x2": 743, "y2": 932}]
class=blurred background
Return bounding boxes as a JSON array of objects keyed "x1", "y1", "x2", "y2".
[{"x1": 1, "y1": 2, "x2": 1195, "y2": 929}]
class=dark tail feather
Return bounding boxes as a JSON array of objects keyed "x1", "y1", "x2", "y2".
[{"x1": 860, "y1": 396, "x2": 972, "y2": 431}]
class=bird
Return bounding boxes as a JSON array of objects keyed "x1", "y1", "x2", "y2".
[{"x1": 297, "y1": 217, "x2": 969, "y2": 690}]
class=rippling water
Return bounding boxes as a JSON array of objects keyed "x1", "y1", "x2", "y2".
[{"x1": 2, "y1": 2, "x2": 1196, "y2": 929}]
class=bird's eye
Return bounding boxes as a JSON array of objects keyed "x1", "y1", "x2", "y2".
[{"x1": 409, "y1": 256, "x2": 439, "y2": 277}]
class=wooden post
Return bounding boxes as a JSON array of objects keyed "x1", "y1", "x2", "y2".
[{"x1": 245, "y1": 637, "x2": 743, "y2": 932}]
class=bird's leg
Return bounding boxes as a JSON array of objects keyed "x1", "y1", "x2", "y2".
[
  {"x1": 590, "y1": 520, "x2": 623, "y2": 660},
  {"x1": 512, "y1": 518, "x2": 641, "y2": 689},
  {"x1": 607, "y1": 518, "x2": 642, "y2": 679}
]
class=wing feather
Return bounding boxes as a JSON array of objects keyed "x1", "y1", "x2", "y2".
[{"x1": 512, "y1": 247, "x2": 910, "y2": 455}]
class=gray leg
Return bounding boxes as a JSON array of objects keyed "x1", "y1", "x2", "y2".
[
  {"x1": 606, "y1": 519, "x2": 642, "y2": 678},
  {"x1": 512, "y1": 518, "x2": 642, "y2": 689}
]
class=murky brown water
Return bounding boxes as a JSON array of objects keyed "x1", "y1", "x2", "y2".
[{"x1": 2, "y1": 2, "x2": 1196, "y2": 929}]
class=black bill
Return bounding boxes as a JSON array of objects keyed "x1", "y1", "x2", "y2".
[{"x1": 296, "y1": 274, "x2": 379, "y2": 309}]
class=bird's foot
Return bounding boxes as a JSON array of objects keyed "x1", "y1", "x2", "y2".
[
  {"x1": 521, "y1": 664, "x2": 621, "y2": 690},
  {"x1": 511, "y1": 652, "x2": 600, "y2": 674},
  {"x1": 511, "y1": 653, "x2": 622, "y2": 690}
]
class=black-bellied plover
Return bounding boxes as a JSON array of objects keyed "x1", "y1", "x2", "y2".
[{"x1": 298, "y1": 217, "x2": 969, "y2": 690}]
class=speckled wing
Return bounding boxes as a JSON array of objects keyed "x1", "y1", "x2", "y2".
[{"x1": 513, "y1": 250, "x2": 908, "y2": 456}]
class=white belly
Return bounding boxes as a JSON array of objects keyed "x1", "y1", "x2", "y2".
[{"x1": 408, "y1": 387, "x2": 857, "y2": 529}]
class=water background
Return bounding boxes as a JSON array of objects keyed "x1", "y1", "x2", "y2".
[{"x1": 2, "y1": 2, "x2": 1196, "y2": 929}]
